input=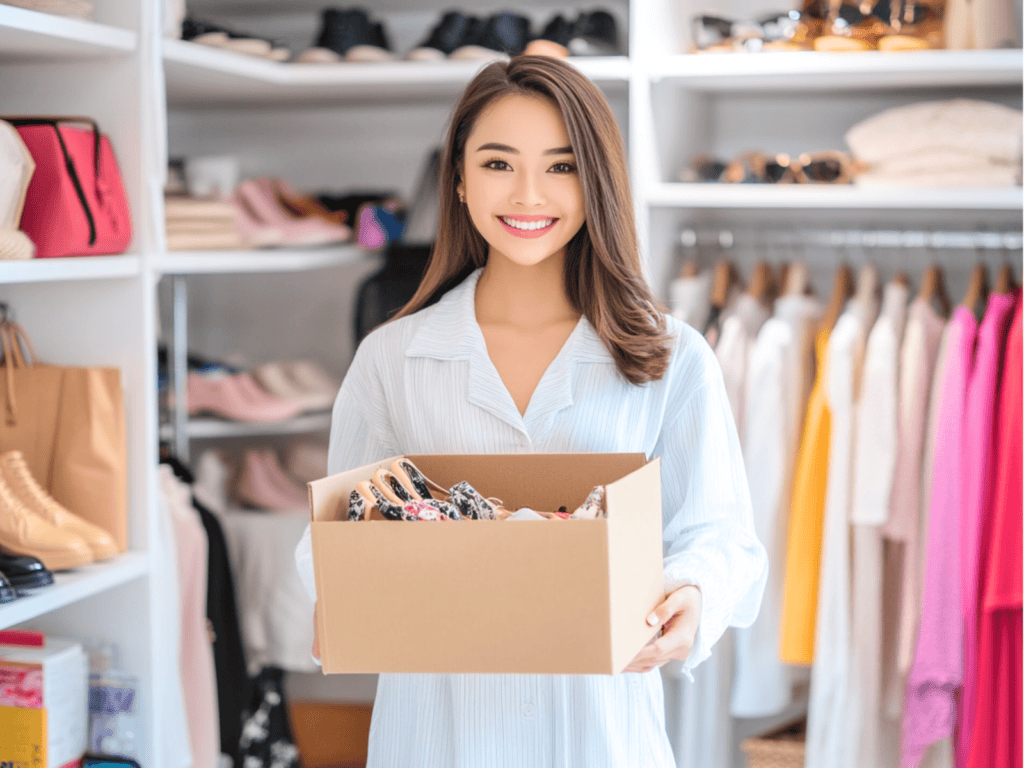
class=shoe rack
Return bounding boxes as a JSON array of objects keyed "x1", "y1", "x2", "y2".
[{"x1": 0, "y1": 0, "x2": 1021, "y2": 764}]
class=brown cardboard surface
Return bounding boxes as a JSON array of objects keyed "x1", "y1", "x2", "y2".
[
  {"x1": 605, "y1": 458, "x2": 666, "y2": 671},
  {"x1": 309, "y1": 453, "x2": 664, "y2": 675}
]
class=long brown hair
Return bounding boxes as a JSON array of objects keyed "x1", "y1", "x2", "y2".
[{"x1": 392, "y1": 55, "x2": 673, "y2": 385}]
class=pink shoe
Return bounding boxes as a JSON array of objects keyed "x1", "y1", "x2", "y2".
[
  {"x1": 230, "y1": 373, "x2": 305, "y2": 422},
  {"x1": 229, "y1": 191, "x2": 284, "y2": 248},
  {"x1": 235, "y1": 450, "x2": 306, "y2": 511},
  {"x1": 236, "y1": 180, "x2": 350, "y2": 247},
  {"x1": 187, "y1": 373, "x2": 303, "y2": 422},
  {"x1": 257, "y1": 449, "x2": 310, "y2": 509}
]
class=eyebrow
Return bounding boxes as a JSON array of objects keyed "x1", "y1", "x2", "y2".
[{"x1": 475, "y1": 142, "x2": 574, "y2": 156}]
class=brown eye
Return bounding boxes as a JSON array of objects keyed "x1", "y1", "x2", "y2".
[
  {"x1": 484, "y1": 159, "x2": 511, "y2": 170},
  {"x1": 551, "y1": 162, "x2": 576, "y2": 173}
]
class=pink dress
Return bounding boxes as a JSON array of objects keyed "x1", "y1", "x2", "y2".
[
  {"x1": 957, "y1": 292, "x2": 1015, "y2": 767},
  {"x1": 900, "y1": 306, "x2": 976, "y2": 767}
]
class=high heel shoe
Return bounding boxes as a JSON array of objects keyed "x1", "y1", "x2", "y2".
[
  {"x1": 371, "y1": 469, "x2": 463, "y2": 520},
  {"x1": 389, "y1": 459, "x2": 505, "y2": 520}
]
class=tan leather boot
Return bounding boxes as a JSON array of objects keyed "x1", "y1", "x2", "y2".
[
  {"x1": 0, "y1": 450, "x2": 117, "y2": 562},
  {"x1": 0, "y1": 473, "x2": 93, "y2": 570}
]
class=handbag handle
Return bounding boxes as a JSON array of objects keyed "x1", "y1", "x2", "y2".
[
  {"x1": 0, "y1": 320, "x2": 40, "y2": 425},
  {"x1": 1, "y1": 115, "x2": 101, "y2": 247}
]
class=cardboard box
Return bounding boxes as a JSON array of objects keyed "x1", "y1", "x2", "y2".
[
  {"x1": 0, "y1": 638, "x2": 87, "y2": 768},
  {"x1": 308, "y1": 453, "x2": 665, "y2": 675}
]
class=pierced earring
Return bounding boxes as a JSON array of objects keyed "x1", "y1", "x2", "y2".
[{"x1": 458, "y1": 193, "x2": 465, "y2": 203}]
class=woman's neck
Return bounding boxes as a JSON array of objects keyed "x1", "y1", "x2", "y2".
[{"x1": 475, "y1": 250, "x2": 580, "y2": 330}]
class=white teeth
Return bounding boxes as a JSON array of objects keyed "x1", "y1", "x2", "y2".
[{"x1": 501, "y1": 217, "x2": 554, "y2": 231}]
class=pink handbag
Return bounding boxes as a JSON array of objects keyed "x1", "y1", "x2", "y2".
[{"x1": 5, "y1": 116, "x2": 132, "y2": 258}]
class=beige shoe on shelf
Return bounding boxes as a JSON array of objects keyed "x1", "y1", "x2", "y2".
[
  {"x1": 0, "y1": 450, "x2": 118, "y2": 562},
  {"x1": 0, "y1": 473, "x2": 93, "y2": 571}
]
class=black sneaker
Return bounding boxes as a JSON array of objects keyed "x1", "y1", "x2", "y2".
[
  {"x1": 451, "y1": 11, "x2": 531, "y2": 59},
  {"x1": 408, "y1": 10, "x2": 478, "y2": 60},
  {"x1": 568, "y1": 10, "x2": 620, "y2": 56},
  {"x1": 523, "y1": 13, "x2": 574, "y2": 56},
  {"x1": 298, "y1": 7, "x2": 394, "y2": 63}
]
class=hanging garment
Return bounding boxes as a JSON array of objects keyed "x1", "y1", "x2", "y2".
[
  {"x1": 661, "y1": 629, "x2": 735, "y2": 768},
  {"x1": 154, "y1": 466, "x2": 192, "y2": 768},
  {"x1": 957, "y1": 291, "x2": 1015, "y2": 768},
  {"x1": 848, "y1": 281, "x2": 908, "y2": 768},
  {"x1": 294, "y1": 267, "x2": 768, "y2": 768},
  {"x1": 714, "y1": 293, "x2": 770, "y2": 438},
  {"x1": 670, "y1": 270, "x2": 712, "y2": 332},
  {"x1": 880, "y1": 298, "x2": 947, "y2": 718},
  {"x1": 900, "y1": 306, "x2": 978, "y2": 767},
  {"x1": 779, "y1": 327, "x2": 831, "y2": 665},
  {"x1": 966, "y1": 298, "x2": 1022, "y2": 768},
  {"x1": 161, "y1": 466, "x2": 221, "y2": 768},
  {"x1": 196, "y1": 503, "x2": 251, "y2": 767},
  {"x1": 221, "y1": 510, "x2": 318, "y2": 676},
  {"x1": 732, "y1": 293, "x2": 820, "y2": 717},
  {"x1": 239, "y1": 666, "x2": 301, "y2": 768},
  {"x1": 805, "y1": 290, "x2": 879, "y2": 768}
]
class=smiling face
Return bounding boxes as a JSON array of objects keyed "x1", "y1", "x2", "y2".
[{"x1": 457, "y1": 93, "x2": 586, "y2": 270}]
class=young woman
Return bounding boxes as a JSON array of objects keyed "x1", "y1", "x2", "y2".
[{"x1": 296, "y1": 55, "x2": 767, "y2": 767}]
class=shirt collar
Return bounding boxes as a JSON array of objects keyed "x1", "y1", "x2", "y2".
[{"x1": 406, "y1": 267, "x2": 613, "y2": 365}]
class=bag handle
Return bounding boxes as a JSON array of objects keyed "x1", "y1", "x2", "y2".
[
  {"x1": 0, "y1": 323, "x2": 19, "y2": 426},
  {"x1": 1, "y1": 115, "x2": 100, "y2": 247}
]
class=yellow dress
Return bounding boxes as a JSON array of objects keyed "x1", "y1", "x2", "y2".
[{"x1": 779, "y1": 328, "x2": 832, "y2": 665}]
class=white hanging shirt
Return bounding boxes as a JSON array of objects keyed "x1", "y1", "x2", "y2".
[
  {"x1": 294, "y1": 268, "x2": 768, "y2": 768},
  {"x1": 848, "y1": 281, "x2": 909, "y2": 768},
  {"x1": 731, "y1": 293, "x2": 820, "y2": 718},
  {"x1": 670, "y1": 270, "x2": 712, "y2": 332},
  {"x1": 805, "y1": 292, "x2": 879, "y2": 768}
]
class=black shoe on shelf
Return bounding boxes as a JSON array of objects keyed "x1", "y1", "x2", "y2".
[
  {"x1": 0, "y1": 572, "x2": 16, "y2": 604},
  {"x1": 523, "y1": 13, "x2": 575, "y2": 56},
  {"x1": 451, "y1": 12, "x2": 531, "y2": 60},
  {"x1": 298, "y1": 7, "x2": 394, "y2": 63},
  {"x1": 568, "y1": 10, "x2": 620, "y2": 56},
  {"x1": 407, "y1": 11, "x2": 479, "y2": 60},
  {"x1": 0, "y1": 547, "x2": 55, "y2": 596}
]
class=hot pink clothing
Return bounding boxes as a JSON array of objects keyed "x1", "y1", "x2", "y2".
[
  {"x1": 957, "y1": 292, "x2": 1015, "y2": 767},
  {"x1": 967, "y1": 297, "x2": 1022, "y2": 768},
  {"x1": 900, "y1": 307, "x2": 977, "y2": 768}
]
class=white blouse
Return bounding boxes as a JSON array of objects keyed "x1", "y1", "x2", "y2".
[{"x1": 295, "y1": 268, "x2": 767, "y2": 768}]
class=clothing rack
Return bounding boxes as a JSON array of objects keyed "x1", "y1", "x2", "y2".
[{"x1": 679, "y1": 227, "x2": 1024, "y2": 252}]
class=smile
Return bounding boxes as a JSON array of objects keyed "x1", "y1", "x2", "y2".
[{"x1": 498, "y1": 216, "x2": 558, "y2": 238}]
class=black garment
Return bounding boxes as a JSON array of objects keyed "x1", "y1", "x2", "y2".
[
  {"x1": 354, "y1": 243, "x2": 432, "y2": 343},
  {"x1": 160, "y1": 456, "x2": 251, "y2": 768},
  {"x1": 196, "y1": 500, "x2": 250, "y2": 767},
  {"x1": 239, "y1": 666, "x2": 300, "y2": 768}
]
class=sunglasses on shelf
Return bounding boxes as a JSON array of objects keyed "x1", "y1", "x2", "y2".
[
  {"x1": 685, "y1": 151, "x2": 862, "y2": 185},
  {"x1": 691, "y1": 10, "x2": 807, "y2": 51}
]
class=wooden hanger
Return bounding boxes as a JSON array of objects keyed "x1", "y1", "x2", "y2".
[
  {"x1": 961, "y1": 263, "x2": 989, "y2": 316},
  {"x1": 711, "y1": 259, "x2": 738, "y2": 308},
  {"x1": 821, "y1": 263, "x2": 855, "y2": 333},
  {"x1": 995, "y1": 262, "x2": 1018, "y2": 294},
  {"x1": 746, "y1": 261, "x2": 772, "y2": 303},
  {"x1": 855, "y1": 263, "x2": 880, "y2": 307},
  {"x1": 893, "y1": 271, "x2": 910, "y2": 288},
  {"x1": 679, "y1": 258, "x2": 698, "y2": 279},
  {"x1": 784, "y1": 261, "x2": 810, "y2": 297},
  {"x1": 918, "y1": 264, "x2": 952, "y2": 318}
]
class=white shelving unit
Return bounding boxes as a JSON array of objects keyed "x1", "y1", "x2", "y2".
[
  {"x1": 159, "y1": 412, "x2": 332, "y2": 441},
  {"x1": 1, "y1": 0, "x2": 1020, "y2": 764}
]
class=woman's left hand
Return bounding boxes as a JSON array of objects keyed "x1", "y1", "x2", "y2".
[{"x1": 622, "y1": 585, "x2": 702, "y2": 673}]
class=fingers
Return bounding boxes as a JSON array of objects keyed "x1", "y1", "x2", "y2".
[{"x1": 624, "y1": 586, "x2": 702, "y2": 673}]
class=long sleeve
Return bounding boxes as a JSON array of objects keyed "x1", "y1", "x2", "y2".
[
  {"x1": 295, "y1": 343, "x2": 397, "y2": 604},
  {"x1": 658, "y1": 342, "x2": 769, "y2": 677}
]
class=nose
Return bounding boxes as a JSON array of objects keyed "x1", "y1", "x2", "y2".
[{"x1": 509, "y1": 167, "x2": 547, "y2": 208}]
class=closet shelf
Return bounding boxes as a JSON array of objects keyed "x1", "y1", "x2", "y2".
[
  {"x1": 646, "y1": 183, "x2": 1024, "y2": 210},
  {"x1": 0, "y1": 552, "x2": 148, "y2": 631},
  {"x1": 163, "y1": 39, "x2": 630, "y2": 107},
  {"x1": 154, "y1": 246, "x2": 367, "y2": 275},
  {"x1": 0, "y1": 255, "x2": 141, "y2": 284},
  {"x1": 650, "y1": 49, "x2": 1023, "y2": 91},
  {"x1": 0, "y1": 5, "x2": 136, "y2": 62},
  {"x1": 160, "y1": 412, "x2": 333, "y2": 440}
]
